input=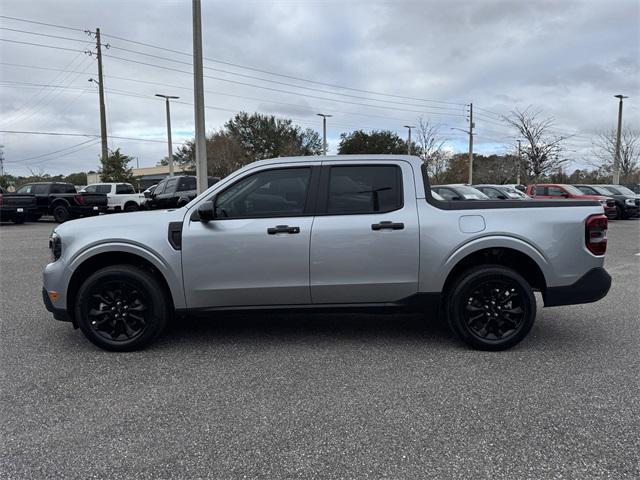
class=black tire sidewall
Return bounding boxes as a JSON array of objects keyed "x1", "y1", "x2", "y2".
[
  {"x1": 75, "y1": 265, "x2": 169, "y2": 351},
  {"x1": 447, "y1": 265, "x2": 536, "y2": 351},
  {"x1": 52, "y1": 205, "x2": 70, "y2": 223},
  {"x1": 124, "y1": 203, "x2": 139, "y2": 212}
]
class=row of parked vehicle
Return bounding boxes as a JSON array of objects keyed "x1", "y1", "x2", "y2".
[
  {"x1": 0, "y1": 175, "x2": 220, "y2": 224},
  {"x1": 430, "y1": 183, "x2": 640, "y2": 220},
  {"x1": 2, "y1": 176, "x2": 638, "y2": 224}
]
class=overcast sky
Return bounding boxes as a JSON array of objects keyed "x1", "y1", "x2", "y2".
[{"x1": 1, "y1": 0, "x2": 639, "y2": 176}]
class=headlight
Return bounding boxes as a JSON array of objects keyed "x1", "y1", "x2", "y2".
[
  {"x1": 625, "y1": 198, "x2": 636, "y2": 206},
  {"x1": 49, "y1": 231, "x2": 61, "y2": 261},
  {"x1": 598, "y1": 199, "x2": 607, "y2": 205}
]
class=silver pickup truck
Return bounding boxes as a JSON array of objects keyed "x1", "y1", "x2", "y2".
[{"x1": 43, "y1": 155, "x2": 611, "y2": 351}]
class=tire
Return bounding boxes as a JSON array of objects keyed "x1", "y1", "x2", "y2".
[
  {"x1": 52, "y1": 204, "x2": 71, "y2": 223},
  {"x1": 616, "y1": 206, "x2": 624, "y2": 220},
  {"x1": 12, "y1": 215, "x2": 25, "y2": 224},
  {"x1": 445, "y1": 265, "x2": 536, "y2": 351},
  {"x1": 123, "y1": 202, "x2": 139, "y2": 212},
  {"x1": 74, "y1": 265, "x2": 169, "y2": 351}
]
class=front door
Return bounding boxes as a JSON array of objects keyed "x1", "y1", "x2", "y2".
[
  {"x1": 309, "y1": 162, "x2": 420, "y2": 304},
  {"x1": 182, "y1": 164, "x2": 319, "y2": 308}
]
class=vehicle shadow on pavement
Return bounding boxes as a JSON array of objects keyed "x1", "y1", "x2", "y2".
[{"x1": 159, "y1": 311, "x2": 457, "y2": 348}]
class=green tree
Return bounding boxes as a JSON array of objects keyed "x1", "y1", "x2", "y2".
[
  {"x1": 64, "y1": 172, "x2": 88, "y2": 186},
  {"x1": 338, "y1": 130, "x2": 411, "y2": 155},
  {"x1": 100, "y1": 148, "x2": 134, "y2": 182},
  {"x1": 226, "y1": 112, "x2": 322, "y2": 159}
]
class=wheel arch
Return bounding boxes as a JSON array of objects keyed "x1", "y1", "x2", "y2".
[
  {"x1": 51, "y1": 198, "x2": 70, "y2": 208},
  {"x1": 66, "y1": 250, "x2": 177, "y2": 319},
  {"x1": 441, "y1": 245, "x2": 548, "y2": 299}
]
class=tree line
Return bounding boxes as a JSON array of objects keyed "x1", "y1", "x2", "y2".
[{"x1": 1, "y1": 108, "x2": 638, "y2": 190}]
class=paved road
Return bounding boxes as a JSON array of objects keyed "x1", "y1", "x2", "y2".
[{"x1": 1, "y1": 218, "x2": 639, "y2": 479}]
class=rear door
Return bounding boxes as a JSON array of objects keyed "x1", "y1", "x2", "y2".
[
  {"x1": 182, "y1": 163, "x2": 320, "y2": 308},
  {"x1": 309, "y1": 161, "x2": 420, "y2": 304}
]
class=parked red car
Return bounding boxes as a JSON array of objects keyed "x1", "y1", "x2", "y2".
[{"x1": 526, "y1": 184, "x2": 617, "y2": 218}]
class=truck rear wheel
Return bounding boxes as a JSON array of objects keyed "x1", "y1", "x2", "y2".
[
  {"x1": 52, "y1": 204, "x2": 70, "y2": 223},
  {"x1": 446, "y1": 265, "x2": 536, "y2": 351},
  {"x1": 74, "y1": 265, "x2": 169, "y2": 351}
]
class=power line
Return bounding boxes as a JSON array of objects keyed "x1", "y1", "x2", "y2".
[
  {"x1": 0, "y1": 15, "x2": 85, "y2": 33},
  {"x1": 104, "y1": 53, "x2": 467, "y2": 117},
  {"x1": 5, "y1": 138, "x2": 98, "y2": 163},
  {"x1": 0, "y1": 38, "x2": 84, "y2": 53},
  {"x1": 0, "y1": 130, "x2": 172, "y2": 143},
  {"x1": 100, "y1": 32, "x2": 466, "y2": 107},
  {"x1": 0, "y1": 26, "x2": 89, "y2": 44}
]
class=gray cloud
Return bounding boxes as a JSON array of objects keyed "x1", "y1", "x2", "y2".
[{"x1": 1, "y1": 0, "x2": 638, "y2": 175}]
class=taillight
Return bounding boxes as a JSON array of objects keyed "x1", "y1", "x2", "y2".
[
  {"x1": 74, "y1": 194, "x2": 85, "y2": 205},
  {"x1": 585, "y1": 214, "x2": 608, "y2": 256}
]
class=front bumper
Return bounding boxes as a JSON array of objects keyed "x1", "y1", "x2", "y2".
[
  {"x1": 543, "y1": 267, "x2": 611, "y2": 307},
  {"x1": 42, "y1": 287, "x2": 71, "y2": 322},
  {"x1": 604, "y1": 206, "x2": 617, "y2": 219}
]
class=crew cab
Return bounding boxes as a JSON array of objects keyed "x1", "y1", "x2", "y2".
[
  {"x1": 80, "y1": 183, "x2": 146, "y2": 212},
  {"x1": 42, "y1": 155, "x2": 611, "y2": 352},
  {"x1": 0, "y1": 186, "x2": 38, "y2": 224},
  {"x1": 526, "y1": 183, "x2": 617, "y2": 219},
  {"x1": 15, "y1": 182, "x2": 108, "y2": 223},
  {"x1": 574, "y1": 184, "x2": 639, "y2": 219},
  {"x1": 147, "y1": 175, "x2": 219, "y2": 210}
]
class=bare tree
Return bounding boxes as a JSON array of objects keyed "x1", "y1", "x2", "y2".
[
  {"x1": 592, "y1": 127, "x2": 640, "y2": 182},
  {"x1": 504, "y1": 107, "x2": 571, "y2": 181},
  {"x1": 415, "y1": 117, "x2": 449, "y2": 183}
]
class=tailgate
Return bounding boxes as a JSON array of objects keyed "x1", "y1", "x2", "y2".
[{"x1": 79, "y1": 193, "x2": 108, "y2": 206}]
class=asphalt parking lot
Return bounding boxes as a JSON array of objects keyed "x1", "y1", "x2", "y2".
[{"x1": 1, "y1": 218, "x2": 639, "y2": 479}]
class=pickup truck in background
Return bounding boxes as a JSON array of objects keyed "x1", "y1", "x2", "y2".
[
  {"x1": 43, "y1": 155, "x2": 611, "y2": 351},
  {"x1": 0, "y1": 186, "x2": 38, "y2": 224},
  {"x1": 80, "y1": 182, "x2": 146, "y2": 212},
  {"x1": 14, "y1": 182, "x2": 108, "y2": 223},
  {"x1": 147, "y1": 175, "x2": 220, "y2": 209},
  {"x1": 526, "y1": 183, "x2": 617, "y2": 218}
]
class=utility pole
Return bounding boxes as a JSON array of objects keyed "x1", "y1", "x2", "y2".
[
  {"x1": 95, "y1": 28, "x2": 108, "y2": 165},
  {"x1": 403, "y1": 125, "x2": 416, "y2": 155},
  {"x1": 0, "y1": 145, "x2": 4, "y2": 177},
  {"x1": 155, "y1": 94, "x2": 179, "y2": 176},
  {"x1": 192, "y1": 0, "x2": 208, "y2": 193},
  {"x1": 468, "y1": 102, "x2": 474, "y2": 185},
  {"x1": 613, "y1": 94, "x2": 628, "y2": 185},
  {"x1": 516, "y1": 139, "x2": 522, "y2": 184},
  {"x1": 317, "y1": 113, "x2": 332, "y2": 155}
]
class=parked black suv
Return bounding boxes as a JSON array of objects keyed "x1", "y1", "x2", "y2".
[
  {"x1": 147, "y1": 175, "x2": 219, "y2": 209},
  {"x1": 0, "y1": 186, "x2": 38, "y2": 224},
  {"x1": 574, "y1": 184, "x2": 639, "y2": 219},
  {"x1": 14, "y1": 182, "x2": 108, "y2": 223}
]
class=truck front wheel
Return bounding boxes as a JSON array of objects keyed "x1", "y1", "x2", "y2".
[
  {"x1": 74, "y1": 265, "x2": 169, "y2": 351},
  {"x1": 446, "y1": 265, "x2": 536, "y2": 351}
]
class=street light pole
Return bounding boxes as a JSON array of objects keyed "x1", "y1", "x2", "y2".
[
  {"x1": 403, "y1": 125, "x2": 416, "y2": 155},
  {"x1": 192, "y1": 0, "x2": 207, "y2": 193},
  {"x1": 468, "y1": 103, "x2": 474, "y2": 185},
  {"x1": 155, "y1": 94, "x2": 179, "y2": 176},
  {"x1": 517, "y1": 139, "x2": 522, "y2": 185},
  {"x1": 317, "y1": 113, "x2": 332, "y2": 155},
  {"x1": 613, "y1": 94, "x2": 628, "y2": 185}
]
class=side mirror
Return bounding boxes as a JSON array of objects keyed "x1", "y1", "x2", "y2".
[{"x1": 197, "y1": 201, "x2": 216, "y2": 222}]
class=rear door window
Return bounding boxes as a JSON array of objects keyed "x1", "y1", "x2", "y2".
[
  {"x1": 534, "y1": 186, "x2": 547, "y2": 196},
  {"x1": 177, "y1": 177, "x2": 197, "y2": 192},
  {"x1": 548, "y1": 187, "x2": 565, "y2": 196},
  {"x1": 325, "y1": 165, "x2": 402, "y2": 214},
  {"x1": 95, "y1": 185, "x2": 112, "y2": 194},
  {"x1": 33, "y1": 184, "x2": 49, "y2": 194},
  {"x1": 116, "y1": 184, "x2": 135, "y2": 194}
]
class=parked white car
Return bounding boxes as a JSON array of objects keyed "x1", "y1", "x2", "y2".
[{"x1": 80, "y1": 183, "x2": 146, "y2": 212}]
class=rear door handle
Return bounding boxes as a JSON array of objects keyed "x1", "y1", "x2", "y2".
[
  {"x1": 371, "y1": 221, "x2": 404, "y2": 231},
  {"x1": 267, "y1": 225, "x2": 300, "y2": 234}
]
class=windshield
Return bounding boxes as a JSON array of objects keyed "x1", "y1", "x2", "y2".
[
  {"x1": 563, "y1": 185, "x2": 585, "y2": 195},
  {"x1": 589, "y1": 185, "x2": 616, "y2": 196},
  {"x1": 605, "y1": 185, "x2": 636, "y2": 196},
  {"x1": 455, "y1": 186, "x2": 490, "y2": 200}
]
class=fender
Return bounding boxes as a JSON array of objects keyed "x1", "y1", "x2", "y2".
[
  {"x1": 67, "y1": 240, "x2": 186, "y2": 309},
  {"x1": 433, "y1": 234, "x2": 553, "y2": 291},
  {"x1": 50, "y1": 197, "x2": 70, "y2": 207}
]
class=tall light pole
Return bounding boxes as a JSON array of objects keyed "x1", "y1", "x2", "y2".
[
  {"x1": 613, "y1": 94, "x2": 628, "y2": 185},
  {"x1": 403, "y1": 125, "x2": 416, "y2": 155},
  {"x1": 192, "y1": 0, "x2": 207, "y2": 193},
  {"x1": 155, "y1": 94, "x2": 179, "y2": 176},
  {"x1": 317, "y1": 113, "x2": 332, "y2": 155},
  {"x1": 516, "y1": 139, "x2": 522, "y2": 185}
]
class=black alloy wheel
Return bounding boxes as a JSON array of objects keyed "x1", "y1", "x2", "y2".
[
  {"x1": 75, "y1": 265, "x2": 169, "y2": 351},
  {"x1": 124, "y1": 203, "x2": 139, "y2": 212},
  {"x1": 447, "y1": 265, "x2": 536, "y2": 351}
]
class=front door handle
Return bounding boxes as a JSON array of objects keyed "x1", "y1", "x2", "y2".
[
  {"x1": 371, "y1": 221, "x2": 404, "y2": 231},
  {"x1": 267, "y1": 225, "x2": 300, "y2": 234}
]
